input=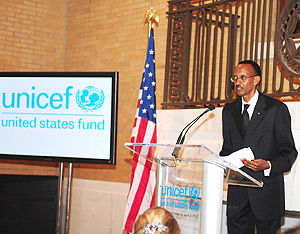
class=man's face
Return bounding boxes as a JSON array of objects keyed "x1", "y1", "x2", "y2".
[{"x1": 233, "y1": 63, "x2": 260, "y2": 102}]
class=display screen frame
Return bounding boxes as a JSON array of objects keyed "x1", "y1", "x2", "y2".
[{"x1": 0, "y1": 72, "x2": 118, "y2": 165}]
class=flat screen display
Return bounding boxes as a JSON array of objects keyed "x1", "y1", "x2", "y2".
[{"x1": 0, "y1": 72, "x2": 118, "y2": 164}]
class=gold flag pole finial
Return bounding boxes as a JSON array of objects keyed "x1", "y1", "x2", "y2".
[{"x1": 145, "y1": 7, "x2": 159, "y2": 37}]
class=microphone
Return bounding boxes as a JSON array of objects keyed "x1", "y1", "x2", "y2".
[{"x1": 172, "y1": 104, "x2": 215, "y2": 158}]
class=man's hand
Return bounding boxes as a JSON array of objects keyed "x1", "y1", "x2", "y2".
[{"x1": 241, "y1": 158, "x2": 270, "y2": 172}]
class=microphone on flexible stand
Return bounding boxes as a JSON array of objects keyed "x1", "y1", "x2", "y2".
[{"x1": 172, "y1": 104, "x2": 215, "y2": 158}]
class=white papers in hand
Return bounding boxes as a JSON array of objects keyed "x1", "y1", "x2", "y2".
[{"x1": 222, "y1": 147, "x2": 255, "y2": 168}]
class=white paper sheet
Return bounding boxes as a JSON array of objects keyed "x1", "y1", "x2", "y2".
[{"x1": 222, "y1": 147, "x2": 255, "y2": 168}]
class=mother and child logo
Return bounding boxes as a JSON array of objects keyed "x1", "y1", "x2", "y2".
[{"x1": 76, "y1": 86, "x2": 105, "y2": 112}]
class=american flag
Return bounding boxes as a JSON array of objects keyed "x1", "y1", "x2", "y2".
[{"x1": 123, "y1": 27, "x2": 157, "y2": 233}]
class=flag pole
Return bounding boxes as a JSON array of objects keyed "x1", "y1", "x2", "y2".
[{"x1": 145, "y1": 7, "x2": 159, "y2": 37}]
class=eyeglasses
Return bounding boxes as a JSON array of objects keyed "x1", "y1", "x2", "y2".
[{"x1": 230, "y1": 75, "x2": 257, "y2": 83}]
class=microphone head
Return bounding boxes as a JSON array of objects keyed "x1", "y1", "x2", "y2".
[{"x1": 208, "y1": 104, "x2": 215, "y2": 111}]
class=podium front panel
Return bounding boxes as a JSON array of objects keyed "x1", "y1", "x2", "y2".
[{"x1": 157, "y1": 159, "x2": 204, "y2": 233}]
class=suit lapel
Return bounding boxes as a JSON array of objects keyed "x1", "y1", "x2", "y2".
[
  {"x1": 244, "y1": 92, "x2": 267, "y2": 140},
  {"x1": 232, "y1": 98, "x2": 244, "y2": 139}
]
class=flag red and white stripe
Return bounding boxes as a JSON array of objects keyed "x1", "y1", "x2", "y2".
[{"x1": 123, "y1": 28, "x2": 157, "y2": 233}]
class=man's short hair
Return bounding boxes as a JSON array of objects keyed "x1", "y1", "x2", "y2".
[{"x1": 238, "y1": 60, "x2": 261, "y2": 77}]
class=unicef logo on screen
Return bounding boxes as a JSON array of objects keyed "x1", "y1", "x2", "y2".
[{"x1": 76, "y1": 86, "x2": 105, "y2": 111}]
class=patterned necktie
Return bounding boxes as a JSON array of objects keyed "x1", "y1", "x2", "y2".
[{"x1": 242, "y1": 104, "x2": 250, "y2": 132}]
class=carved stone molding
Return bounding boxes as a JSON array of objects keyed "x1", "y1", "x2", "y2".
[{"x1": 276, "y1": 0, "x2": 300, "y2": 78}]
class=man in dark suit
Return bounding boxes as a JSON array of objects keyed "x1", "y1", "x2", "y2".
[{"x1": 220, "y1": 60, "x2": 298, "y2": 234}]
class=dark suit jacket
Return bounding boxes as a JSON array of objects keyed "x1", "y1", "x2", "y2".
[{"x1": 220, "y1": 92, "x2": 298, "y2": 220}]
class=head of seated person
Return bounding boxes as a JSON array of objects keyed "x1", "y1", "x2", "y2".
[{"x1": 133, "y1": 206, "x2": 181, "y2": 234}]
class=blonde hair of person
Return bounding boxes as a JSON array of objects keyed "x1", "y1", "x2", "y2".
[{"x1": 133, "y1": 206, "x2": 181, "y2": 234}]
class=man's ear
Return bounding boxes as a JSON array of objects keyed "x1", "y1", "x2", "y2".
[{"x1": 254, "y1": 75, "x2": 261, "y2": 86}]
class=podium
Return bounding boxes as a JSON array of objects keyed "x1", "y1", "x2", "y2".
[{"x1": 125, "y1": 143, "x2": 263, "y2": 234}]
